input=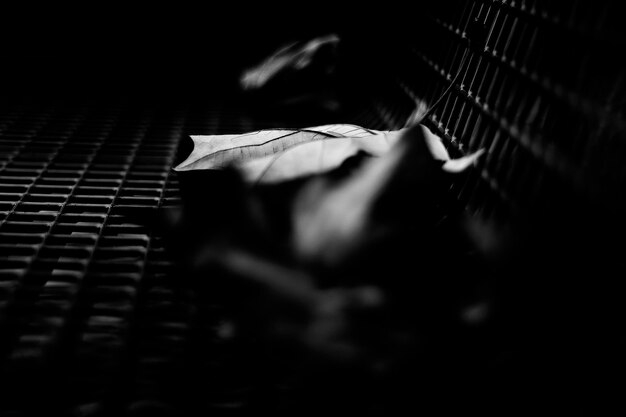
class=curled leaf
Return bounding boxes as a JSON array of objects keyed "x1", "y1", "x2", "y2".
[{"x1": 291, "y1": 123, "x2": 485, "y2": 265}]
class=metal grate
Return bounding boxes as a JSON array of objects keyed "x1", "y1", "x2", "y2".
[
  {"x1": 0, "y1": 99, "x2": 185, "y2": 413},
  {"x1": 0, "y1": 96, "x2": 376, "y2": 414},
  {"x1": 372, "y1": 0, "x2": 626, "y2": 225}
]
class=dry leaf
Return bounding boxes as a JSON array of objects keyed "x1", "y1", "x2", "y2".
[
  {"x1": 174, "y1": 124, "x2": 409, "y2": 184},
  {"x1": 179, "y1": 122, "x2": 485, "y2": 371},
  {"x1": 159, "y1": 115, "x2": 488, "y2": 385}
]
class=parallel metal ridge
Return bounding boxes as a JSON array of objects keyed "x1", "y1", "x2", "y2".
[
  {"x1": 0, "y1": 96, "x2": 376, "y2": 414},
  {"x1": 0, "y1": 99, "x2": 187, "y2": 413},
  {"x1": 391, "y1": 0, "x2": 626, "y2": 222}
]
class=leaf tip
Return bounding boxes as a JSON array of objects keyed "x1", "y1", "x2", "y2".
[{"x1": 442, "y1": 148, "x2": 486, "y2": 173}]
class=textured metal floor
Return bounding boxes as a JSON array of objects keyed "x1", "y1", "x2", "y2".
[
  {"x1": 0, "y1": 98, "x2": 180, "y2": 414},
  {"x1": 0, "y1": 96, "x2": 369, "y2": 416}
]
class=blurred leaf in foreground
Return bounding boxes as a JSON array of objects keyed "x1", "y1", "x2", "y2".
[{"x1": 290, "y1": 123, "x2": 484, "y2": 267}]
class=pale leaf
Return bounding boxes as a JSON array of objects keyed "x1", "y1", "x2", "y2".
[{"x1": 174, "y1": 124, "x2": 408, "y2": 184}]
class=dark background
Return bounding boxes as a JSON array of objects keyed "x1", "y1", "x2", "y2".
[{"x1": 0, "y1": 5, "x2": 410, "y2": 102}]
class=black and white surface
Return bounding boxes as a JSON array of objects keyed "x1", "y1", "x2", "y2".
[{"x1": 2, "y1": 1, "x2": 626, "y2": 416}]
